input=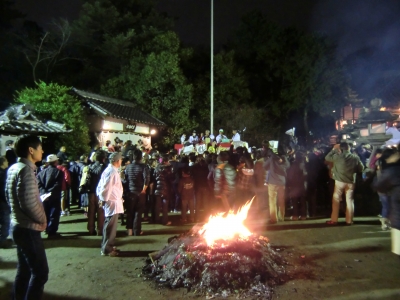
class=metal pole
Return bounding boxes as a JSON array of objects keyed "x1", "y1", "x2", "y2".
[{"x1": 210, "y1": 0, "x2": 214, "y2": 134}]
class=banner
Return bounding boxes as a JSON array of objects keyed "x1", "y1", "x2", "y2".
[
  {"x1": 196, "y1": 144, "x2": 207, "y2": 154},
  {"x1": 269, "y1": 140, "x2": 279, "y2": 154}
]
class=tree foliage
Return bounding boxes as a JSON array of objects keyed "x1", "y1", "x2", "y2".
[
  {"x1": 14, "y1": 81, "x2": 90, "y2": 156},
  {"x1": 102, "y1": 30, "x2": 196, "y2": 144},
  {"x1": 71, "y1": 0, "x2": 174, "y2": 90},
  {"x1": 231, "y1": 11, "x2": 349, "y2": 141}
]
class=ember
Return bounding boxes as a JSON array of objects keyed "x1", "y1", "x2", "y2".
[{"x1": 142, "y1": 199, "x2": 287, "y2": 299}]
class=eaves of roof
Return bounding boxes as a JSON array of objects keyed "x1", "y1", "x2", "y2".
[{"x1": 71, "y1": 88, "x2": 166, "y2": 127}]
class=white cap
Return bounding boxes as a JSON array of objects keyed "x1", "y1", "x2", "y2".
[{"x1": 46, "y1": 154, "x2": 58, "y2": 163}]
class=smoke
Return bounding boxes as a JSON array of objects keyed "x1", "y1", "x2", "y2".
[{"x1": 310, "y1": 0, "x2": 400, "y2": 104}]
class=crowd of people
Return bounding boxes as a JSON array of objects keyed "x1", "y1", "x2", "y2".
[{"x1": 1, "y1": 133, "x2": 400, "y2": 299}]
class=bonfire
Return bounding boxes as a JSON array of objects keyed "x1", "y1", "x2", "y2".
[{"x1": 142, "y1": 199, "x2": 287, "y2": 299}]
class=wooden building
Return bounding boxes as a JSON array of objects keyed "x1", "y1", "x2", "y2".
[{"x1": 70, "y1": 88, "x2": 166, "y2": 150}]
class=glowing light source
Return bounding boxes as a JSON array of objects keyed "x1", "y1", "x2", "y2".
[
  {"x1": 150, "y1": 129, "x2": 156, "y2": 135},
  {"x1": 198, "y1": 198, "x2": 254, "y2": 247}
]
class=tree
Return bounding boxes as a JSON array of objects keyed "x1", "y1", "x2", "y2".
[
  {"x1": 278, "y1": 32, "x2": 348, "y2": 143},
  {"x1": 70, "y1": 0, "x2": 173, "y2": 91},
  {"x1": 15, "y1": 81, "x2": 90, "y2": 156},
  {"x1": 102, "y1": 30, "x2": 196, "y2": 145},
  {"x1": 16, "y1": 19, "x2": 75, "y2": 83},
  {"x1": 0, "y1": 0, "x2": 26, "y2": 108},
  {"x1": 231, "y1": 11, "x2": 349, "y2": 143}
]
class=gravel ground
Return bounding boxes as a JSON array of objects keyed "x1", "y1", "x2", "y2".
[{"x1": 0, "y1": 206, "x2": 399, "y2": 300}]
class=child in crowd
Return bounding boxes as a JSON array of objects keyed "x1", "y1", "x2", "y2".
[{"x1": 179, "y1": 167, "x2": 195, "y2": 223}]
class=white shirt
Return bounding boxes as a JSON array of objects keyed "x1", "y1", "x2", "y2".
[
  {"x1": 216, "y1": 134, "x2": 227, "y2": 143},
  {"x1": 232, "y1": 132, "x2": 241, "y2": 142},
  {"x1": 180, "y1": 135, "x2": 186, "y2": 144},
  {"x1": 96, "y1": 164, "x2": 124, "y2": 217},
  {"x1": 189, "y1": 135, "x2": 198, "y2": 144}
]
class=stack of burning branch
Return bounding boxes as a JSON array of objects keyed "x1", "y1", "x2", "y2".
[{"x1": 142, "y1": 200, "x2": 287, "y2": 299}]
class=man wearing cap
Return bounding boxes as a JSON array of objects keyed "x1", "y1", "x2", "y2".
[
  {"x1": 37, "y1": 154, "x2": 63, "y2": 238},
  {"x1": 216, "y1": 129, "x2": 228, "y2": 143},
  {"x1": 189, "y1": 130, "x2": 199, "y2": 145},
  {"x1": 97, "y1": 152, "x2": 124, "y2": 256},
  {"x1": 232, "y1": 129, "x2": 241, "y2": 142},
  {"x1": 5, "y1": 140, "x2": 17, "y2": 165}
]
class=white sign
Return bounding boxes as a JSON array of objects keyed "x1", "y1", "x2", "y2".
[
  {"x1": 183, "y1": 145, "x2": 194, "y2": 154},
  {"x1": 196, "y1": 144, "x2": 207, "y2": 154}
]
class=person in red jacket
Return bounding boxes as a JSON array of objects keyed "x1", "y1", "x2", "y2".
[{"x1": 57, "y1": 160, "x2": 71, "y2": 216}]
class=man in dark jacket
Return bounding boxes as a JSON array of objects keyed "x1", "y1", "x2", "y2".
[
  {"x1": 124, "y1": 149, "x2": 150, "y2": 235},
  {"x1": 37, "y1": 154, "x2": 63, "y2": 238},
  {"x1": 153, "y1": 155, "x2": 172, "y2": 225},
  {"x1": 68, "y1": 156, "x2": 81, "y2": 207},
  {"x1": 87, "y1": 150, "x2": 107, "y2": 235},
  {"x1": 373, "y1": 150, "x2": 400, "y2": 256},
  {"x1": 325, "y1": 142, "x2": 364, "y2": 225},
  {"x1": 56, "y1": 146, "x2": 68, "y2": 162},
  {"x1": 264, "y1": 147, "x2": 290, "y2": 224},
  {"x1": 5, "y1": 140, "x2": 17, "y2": 166},
  {"x1": 191, "y1": 157, "x2": 211, "y2": 219},
  {"x1": 0, "y1": 156, "x2": 11, "y2": 248}
]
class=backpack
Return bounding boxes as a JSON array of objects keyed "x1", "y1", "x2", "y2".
[{"x1": 79, "y1": 166, "x2": 91, "y2": 193}]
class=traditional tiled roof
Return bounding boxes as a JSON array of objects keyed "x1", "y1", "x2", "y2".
[
  {"x1": 0, "y1": 104, "x2": 71, "y2": 134},
  {"x1": 71, "y1": 88, "x2": 166, "y2": 126}
]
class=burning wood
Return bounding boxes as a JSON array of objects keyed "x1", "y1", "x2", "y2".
[{"x1": 142, "y1": 199, "x2": 287, "y2": 299}]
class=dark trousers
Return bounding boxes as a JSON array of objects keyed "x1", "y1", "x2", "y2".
[
  {"x1": 154, "y1": 195, "x2": 169, "y2": 225},
  {"x1": 88, "y1": 193, "x2": 104, "y2": 234},
  {"x1": 0, "y1": 203, "x2": 10, "y2": 243},
  {"x1": 42, "y1": 196, "x2": 61, "y2": 235},
  {"x1": 292, "y1": 196, "x2": 306, "y2": 218},
  {"x1": 306, "y1": 183, "x2": 317, "y2": 217},
  {"x1": 70, "y1": 184, "x2": 79, "y2": 206},
  {"x1": 195, "y1": 186, "x2": 209, "y2": 216},
  {"x1": 126, "y1": 192, "x2": 145, "y2": 235},
  {"x1": 101, "y1": 214, "x2": 119, "y2": 254},
  {"x1": 12, "y1": 226, "x2": 49, "y2": 300},
  {"x1": 181, "y1": 195, "x2": 195, "y2": 221},
  {"x1": 172, "y1": 182, "x2": 181, "y2": 211}
]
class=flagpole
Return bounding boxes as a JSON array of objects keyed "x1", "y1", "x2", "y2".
[{"x1": 210, "y1": 0, "x2": 214, "y2": 134}]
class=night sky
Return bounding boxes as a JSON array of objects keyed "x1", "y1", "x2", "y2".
[{"x1": 14, "y1": 0, "x2": 400, "y2": 99}]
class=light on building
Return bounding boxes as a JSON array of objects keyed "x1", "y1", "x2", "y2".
[{"x1": 150, "y1": 129, "x2": 156, "y2": 135}]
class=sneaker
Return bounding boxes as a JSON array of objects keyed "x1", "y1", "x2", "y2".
[
  {"x1": 101, "y1": 250, "x2": 119, "y2": 257},
  {"x1": 290, "y1": 216, "x2": 298, "y2": 221},
  {"x1": 326, "y1": 220, "x2": 338, "y2": 225},
  {"x1": 60, "y1": 211, "x2": 66, "y2": 216},
  {"x1": 47, "y1": 233, "x2": 62, "y2": 239},
  {"x1": 380, "y1": 218, "x2": 391, "y2": 230}
]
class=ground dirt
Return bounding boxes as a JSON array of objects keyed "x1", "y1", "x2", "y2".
[{"x1": 0, "y1": 206, "x2": 399, "y2": 300}]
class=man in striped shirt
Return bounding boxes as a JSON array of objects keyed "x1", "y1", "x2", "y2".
[{"x1": 5, "y1": 134, "x2": 48, "y2": 299}]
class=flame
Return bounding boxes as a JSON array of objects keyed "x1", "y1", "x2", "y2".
[{"x1": 198, "y1": 198, "x2": 254, "y2": 247}]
